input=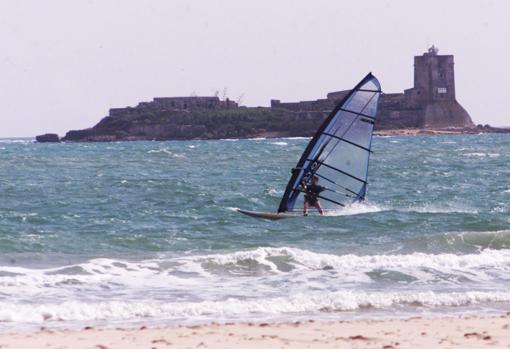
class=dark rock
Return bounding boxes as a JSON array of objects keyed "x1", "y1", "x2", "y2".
[{"x1": 35, "y1": 133, "x2": 60, "y2": 142}]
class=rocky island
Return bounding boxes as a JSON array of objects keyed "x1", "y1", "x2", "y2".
[{"x1": 39, "y1": 47, "x2": 508, "y2": 142}]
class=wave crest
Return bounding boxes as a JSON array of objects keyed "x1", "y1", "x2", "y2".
[{"x1": 2, "y1": 290, "x2": 510, "y2": 323}]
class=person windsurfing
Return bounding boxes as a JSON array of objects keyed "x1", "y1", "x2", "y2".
[{"x1": 301, "y1": 175, "x2": 326, "y2": 216}]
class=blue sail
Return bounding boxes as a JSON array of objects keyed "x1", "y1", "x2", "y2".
[{"x1": 278, "y1": 73, "x2": 381, "y2": 213}]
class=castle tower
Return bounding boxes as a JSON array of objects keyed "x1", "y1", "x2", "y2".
[
  {"x1": 413, "y1": 45, "x2": 456, "y2": 102},
  {"x1": 404, "y1": 46, "x2": 473, "y2": 128}
]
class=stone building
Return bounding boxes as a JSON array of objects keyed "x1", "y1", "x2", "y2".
[
  {"x1": 390, "y1": 45, "x2": 473, "y2": 128},
  {"x1": 270, "y1": 98, "x2": 335, "y2": 111},
  {"x1": 108, "y1": 96, "x2": 238, "y2": 118}
]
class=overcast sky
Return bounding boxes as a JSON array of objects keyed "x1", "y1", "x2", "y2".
[{"x1": 1, "y1": 0, "x2": 509, "y2": 137}]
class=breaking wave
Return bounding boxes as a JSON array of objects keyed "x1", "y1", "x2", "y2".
[
  {"x1": 2, "y1": 246, "x2": 510, "y2": 289},
  {"x1": 2, "y1": 290, "x2": 510, "y2": 323},
  {"x1": 2, "y1": 245, "x2": 510, "y2": 325}
]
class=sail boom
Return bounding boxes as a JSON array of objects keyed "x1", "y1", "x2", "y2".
[
  {"x1": 313, "y1": 173, "x2": 364, "y2": 199},
  {"x1": 296, "y1": 189, "x2": 346, "y2": 207},
  {"x1": 308, "y1": 160, "x2": 368, "y2": 185},
  {"x1": 315, "y1": 173, "x2": 363, "y2": 199}
]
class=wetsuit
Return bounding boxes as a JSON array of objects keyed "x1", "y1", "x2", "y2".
[{"x1": 304, "y1": 184, "x2": 325, "y2": 205}]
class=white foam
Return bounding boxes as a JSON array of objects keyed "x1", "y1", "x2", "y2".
[
  {"x1": 3, "y1": 247, "x2": 510, "y2": 291},
  {"x1": 401, "y1": 203, "x2": 478, "y2": 214},
  {"x1": 2, "y1": 290, "x2": 510, "y2": 323},
  {"x1": 0, "y1": 139, "x2": 32, "y2": 144},
  {"x1": 311, "y1": 202, "x2": 477, "y2": 216},
  {"x1": 182, "y1": 248, "x2": 283, "y2": 273},
  {"x1": 270, "y1": 141, "x2": 288, "y2": 146},
  {"x1": 175, "y1": 246, "x2": 510, "y2": 284},
  {"x1": 492, "y1": 206, "x2": 506, "y2": 213},
  {"x1": 465, "y1": 152, "x2": 486, "y2": 157},
  {"x1": 324, "y1": 202, "x2": 384, "y2": 216},
  {"x1": 283, "y1": 137, "x2": 311, "y2": 140},
  {"x1": 3, "y1": 247, "x2": 510, "y2": 325},
  {"x1": 266, "y1": 187, "x2": 282, "y2": 196},
  {"x1": 147, "y1": 148, "x2": 185, "y2": 158},
  {"x1": 0, "y1": 258, "x2": 195, "y2": 295}
]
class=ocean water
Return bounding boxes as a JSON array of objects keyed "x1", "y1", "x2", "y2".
[{"x1": 1, "y1": 134, "x2": 510, "y2": 329}]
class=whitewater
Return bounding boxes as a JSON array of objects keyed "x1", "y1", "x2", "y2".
[{"x1": 1, "y1": 134, "x2": 510, "y2": 329}]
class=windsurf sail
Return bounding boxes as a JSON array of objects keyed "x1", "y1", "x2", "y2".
[{"x1": 277, "y1": 73, "x2": 381, "y2": 213}]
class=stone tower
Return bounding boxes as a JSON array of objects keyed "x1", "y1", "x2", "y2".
[
  {"x1": 413, "y1": 45, "x2": 455, "y2": 102},
  {"x1": 404, "y1": 46, "x2": 473, "y2": 128}
]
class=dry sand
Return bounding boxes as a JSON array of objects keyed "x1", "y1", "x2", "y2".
[{"x1": 2, "y1": 315, "x2": 510, "y2": 349}]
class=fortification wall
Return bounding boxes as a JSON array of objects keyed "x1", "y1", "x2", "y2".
[
  {"x1": 153, "y1": 96, "x2": 221, "y2": 109},
  {"x1": 326, "y1": 90, "x2": 349, "y2": 101},
  {"x1": 271, "y1": 47, "x2": 473, "y2": 129},
  {"x1": 271, "y1": 98, "x2": 335, "y2": 111},
  {"x1": 108, "y1": 96, "x2": 238, "y2": 118}
]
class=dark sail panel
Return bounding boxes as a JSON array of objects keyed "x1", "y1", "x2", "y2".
[{"x1": 277, "y1": 73, "x2": 381, "y2": 213}]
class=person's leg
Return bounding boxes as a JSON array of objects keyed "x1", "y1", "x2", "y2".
[
  {"x1": 314, "y1": 201, "x2": 324, "y2": 215},
  {"x1": 303, "y1": 201, "x2": 309, "y2": 216}
]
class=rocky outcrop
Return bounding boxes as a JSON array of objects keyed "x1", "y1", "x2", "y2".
[
  {"x1": 53, "y1": 47, "x2": 509, "y2": 142},
  {"x1": 62, "y1": 108, "x2": 327, "y2": 142},
  {"x1": 35, "y1": 133, "x2": 60, "y2": 142},
  {"x1": 61, "y1": 102, "x2": 509, "y2": 142}
]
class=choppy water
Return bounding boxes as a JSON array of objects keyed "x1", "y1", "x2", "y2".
[{"x1": 1, "y1": 134, "x2": 510, "y2": 329}]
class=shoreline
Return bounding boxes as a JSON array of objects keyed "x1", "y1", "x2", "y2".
[
  {"x1": 2, "y1": 314, "x2": 510, "y2": 348},
  {"x1": 374, "y1": 127, "x2": 510, "y2": 137},
  {"x1": 35, "y1": 127, "x2": 510, "y2": 142}
]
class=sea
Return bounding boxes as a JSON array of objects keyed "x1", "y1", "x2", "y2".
[{"x1": 1, "y1": 134, "x2": 510, "y2": 330}]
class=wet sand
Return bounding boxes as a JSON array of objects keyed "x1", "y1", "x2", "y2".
[{"x1": 2, "y1": 315, "x2": 510, "y2": 349}]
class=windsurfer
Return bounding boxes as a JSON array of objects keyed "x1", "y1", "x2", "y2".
[{"x1": 302, "y1": 176, "x2": 326, "y2": 216}]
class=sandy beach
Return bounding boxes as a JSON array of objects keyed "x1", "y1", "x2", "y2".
[{"x1": 2, "y1": 315, "x2": 510, "y2": 349}]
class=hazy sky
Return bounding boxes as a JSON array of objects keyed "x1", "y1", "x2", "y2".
[{"x1": 1, "y1": 0, "x2": 509, "y2": 137}]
